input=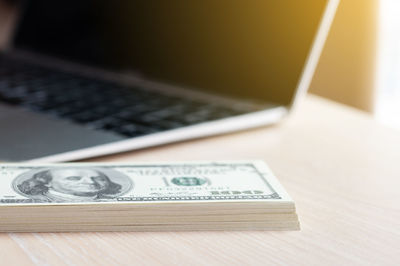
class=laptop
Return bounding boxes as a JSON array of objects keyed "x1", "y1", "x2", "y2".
[{"x1": 0, "y1": 0, "x2": 338, "y2": 162}]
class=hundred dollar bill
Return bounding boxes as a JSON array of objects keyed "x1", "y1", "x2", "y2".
[{"x1": 0, "y1": 161, "x2": 293, "y2": 205}]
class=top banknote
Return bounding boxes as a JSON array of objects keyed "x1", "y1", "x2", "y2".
[{"x1": 0, "y1": 161, "x2": 293, "y2": 205}]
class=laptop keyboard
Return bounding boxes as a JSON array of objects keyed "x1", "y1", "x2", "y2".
[{"x1": 0, "y1": 56, "x2": 255, "y2": 137}]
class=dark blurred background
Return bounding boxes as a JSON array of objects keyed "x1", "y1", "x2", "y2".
[{"x1": 2, "y1": 0, "x2": 398, "y2": 130}]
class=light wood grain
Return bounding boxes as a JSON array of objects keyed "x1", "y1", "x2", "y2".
[{"x1": 1, "y1": 94, "x2": 399, "y2": 266}]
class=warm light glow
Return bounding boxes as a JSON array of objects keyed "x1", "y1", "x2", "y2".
[{"x1": 375, "y1": 0, "x2": 400, "y2": 129}]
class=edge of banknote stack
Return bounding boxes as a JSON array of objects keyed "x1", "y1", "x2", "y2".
[{"x1": 0, "y1": 160, "x2": 300, "y2": 232}]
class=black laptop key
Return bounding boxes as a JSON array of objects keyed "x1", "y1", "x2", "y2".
[
  {"x1": 0, "y1": 94, "x2": 22, "y2": 105},
  {"x1": 48, "y1": 106, "x2": 82, "y2": 116},
  {"x1": 115, "y1": 124, "x2": 158, "y2": 137},
  {"x1": 23, "y1": 99, "x2": 58, "y2": 111},
  {"x1": 87, "y1": 117, "x2": 126, "y2": 131},
  {"x1": 68, "y1": 111, "x2": 106, "y2": 123},
  {"x1": 88, "y1": 105, "x2": 122, "y2": 117}
]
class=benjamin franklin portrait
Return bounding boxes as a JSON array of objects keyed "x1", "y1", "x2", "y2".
[{"x1": 13, "y1": 167, "x2": 133, "y2": 202}]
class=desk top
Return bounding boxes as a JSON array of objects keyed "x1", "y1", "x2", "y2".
[{"x1": 1, "y1": 94, "x2": 399, "y2": 266}]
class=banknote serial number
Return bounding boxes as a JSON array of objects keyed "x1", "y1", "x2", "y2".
[{"x1": 1, "y1": 199, "x2": 44, "y2": 203}]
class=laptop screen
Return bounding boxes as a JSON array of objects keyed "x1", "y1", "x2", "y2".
[{"x1": 13, "y1": 0, "x2": 328, "y2": 106}]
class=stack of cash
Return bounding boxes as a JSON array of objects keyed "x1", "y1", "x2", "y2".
[{"x1": 0, "y1": 161, "x2": 299, "y2": 232}]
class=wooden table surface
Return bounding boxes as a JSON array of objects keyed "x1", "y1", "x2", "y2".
[{"x1": 1, "y1": 94, "x2": 399, "y2": 265}]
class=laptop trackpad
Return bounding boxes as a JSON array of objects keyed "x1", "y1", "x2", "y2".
[{"x1": 0, "y1": 104, "x2": 125, "y2": 161}]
